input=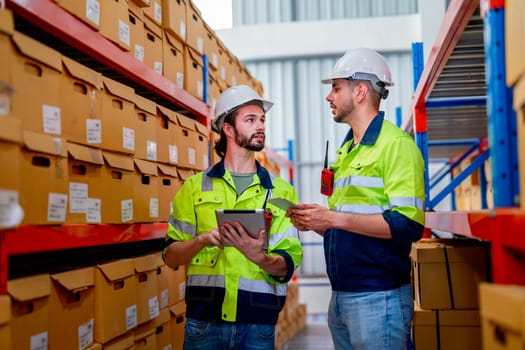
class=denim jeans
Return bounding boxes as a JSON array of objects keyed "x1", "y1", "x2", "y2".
[
  {"x1": 183, "y1": 317, "x2": 275, "y2": 350},
  {"x1": 328, "y1": 284, "x2": 413, "y2": 350}
]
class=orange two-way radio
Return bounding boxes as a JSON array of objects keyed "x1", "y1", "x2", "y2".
[{"x1": 320, "y1": 140, "x2": 334, "y2": 196}]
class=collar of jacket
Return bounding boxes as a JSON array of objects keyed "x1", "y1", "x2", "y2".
[
  {"x1": 206, "y1": 159, "x2": 274, "y2": 190},
  {"x1": 341, "y1": 111, "x2": 385, "y2": 147}
]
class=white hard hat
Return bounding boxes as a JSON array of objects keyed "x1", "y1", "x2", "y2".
[
  {"x1": 322, "y1": 48, "x2": 393, "y2": 99},
  {"x1": 212, "y1": 85, "x2": 273, "y2": 132}
]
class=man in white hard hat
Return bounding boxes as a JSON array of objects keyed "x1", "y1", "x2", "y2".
[
  {"x1": 163, "y1": 85, "x2": 303, "y2": 349},
  {"x1": 288, "y1": 48, "x2": 425, "y2": 349}
]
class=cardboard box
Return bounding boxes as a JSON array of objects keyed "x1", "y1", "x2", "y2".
[
  {"x1": 154, "y1": 105, "x2": 178, "y2": 164},
  {"x1": 162, "y1": 30, "x2": 184, "y2": 89},
  {"x1": 0, "y1": 117, "x2": 21, "y2": 210},
  {"x1": 185, "y1": 0, "x2": 204, "y2": 53},
  {"x1": 134, "y1": 254, "x2": 160, "y2": 325},
  {"x1": 157, "y1": 164, "x2": 181, "y2": 221},
  {"x1": 479, "y1": 283, "x2": 525, "y2": 350},
  {"x1": 153, "y1": 253, "x2": 170, "y2": 310},
  {"x1": 100, "y1": 151, "x2": 135, "y2": 223},
  {"x1": 128, "y1": 8, "x2": 146, "y2": 63},
  {"x1": 54, "y1": 0, "x2": 101, "y2": 30},
  {"x1": 167, "y1": 264, "x2": 186, "y2": 306},
  {"x1": 19, "y1": 131, "x2": 68, "y2": 225},
  {"x1": 101, "y1": 332, "x2": 134, "y2": 350},
  {"x1": 0, "y1": 9, "x2": 14, "y2": 93},
  {"x1": 94, "y1": 259, "x2": 137, "y2": 344},
  {"x1": 183, "y1": 45, "x2": 203, "y2": 100},
  {"x1": 143, "y1": 0, "x2": 163, "y2": 27},
  {"x1": 8, "y1": 274, "x2": 50, "y2": 350},
  {"x1": 194, "y1": 120, "x2": 209, "y2": 171},
  {"x1": 99, "y1": 0, "x2": 130, "y2": 50},
  {"x1": 169, "y1": 300, "x2": 186, "y2": 350},
  {"x1": 132, "y1": 94, "x2": 157, "y2": 161},
  {"x1": 49, "y1": 267, "x2": 95, "y2": 350},
  {"x1": 100, "y1": 77, "x2": 137, "y2": 154},
  {"x1": 413, "y1": 305, "x2": 481, "y2": 350},
  {"x1": 61, "y1": 56, "x2": 103, "y2": 146},
  {"x1": 143, "y1": 16, "x2": 163, "y2": 75},
  {"x1": 505, "y1": 0, "x2": 525, "y2": 86},
  {"x1": 155, "y1": 308, "x2": 172, "y2": 350},
  {"x1": 10, "y1": 32, "x2": 62, "y2": 135},
  {"x1": 217, "y1": 39, "x2": 228, "y2": 84},
  {"x1": 133, "y1": 159, "x2": 159, "y2": 222},
  {"x1": 173, "y1": 113, "x2": 198, "y2": 169},
  {"x1": 162, "y1": 0, "x2": 187, "y2": 42},
  {"x1": 67, "y1": 142, "x2": 104, "y2": 224},
  {"x1": 177, "y1": 168, "x2": 194, "y2": 184},
  {"x1": 207, "y1": 75, "x2": 221, "y2": 109},
  {"x1": 134, "y1": 320, "x2": 157, "y2": 350},
  {"x1": 411, "y1": 238, "x2": 489, "y2": 309},
  {"x1": 0, "y1": 295, "x2": 11, "y2": 350},
  {"x1": 203, "y1": 22, "x2": 219, "y2": 71}
]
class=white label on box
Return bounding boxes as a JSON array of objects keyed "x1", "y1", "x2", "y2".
[
  {"x1": 179, "y1": 281, "x2": 186, "y2": 300},
  {"x1": 176, "y1": 72, "x2": 184, "y2": 89},
  {"x1": 43, "y1": 104, "x2": 61, "y2": 135},
  {"x1": 135, "y1": 44, "x2": 145, "y2": 62},
  {"x1": 147, "y1": 140, "x2": 157, "y2": 161},
  {"x1": 30, "y1": 331, "x2": 48, "y2": 350},
  {"x1": 231, "y1": 76, "x2": 237, "y2": 86},
  {"x1": 212, "y1": 53, "x2": 218, "y2": 68},
  {"x1": 197, "y1": 81, "x2": 203, "y2": 98},
  {"x1": 86, "y1": 119, "x2": 102, "y2": 144},
  {"x1": 122, "y1": 127, "x2": 135, "y2": 151},
  {"x1": 188, "y1": 147, "x2": 196, "y2": 165},
  {"x1": 148, "y1": 296, "x2": 160, "y2": 319},
  {"x1": 121, "y1": 199, "x2": 133, "y2": 222},
  {"x1": 0, "y1": 93, "x2": 10, "y2": 116},
  {"x1": 78, "y1": 318, "x2": 94, "y2": 350},
  {"x1": 221, "y1": 67, "x2": 226, "y2": 80},
  {"x1": 197, "y1": 37, "x2": 203, "y2": 54},
  {"x1": 69, "y1": 182, "x2": 88, "y2": 213},
  {"x1": 0, "y1": 190, "x2": 21, "y2": 229},
  {"x1": 150, "y1": 198, "x2": 159, "y2": 218},
  {"x1": 163, "y1": 345, "x2": 173, "y2": 350},
  {"x1": 180, "y1": 21, "x2": 186, "y2": 40},
  {"x1": 160, "y1": 288, "x2": 168, "y2": 309},
  {"x1": 154, "y1": 62, "x2": 163, "y2": 75},
  {"x1": 119, "y1": 19, "x2": 130, "y2": 47},
  {"x1": 48, "y1": 193, "x2": 67, "y2": 222},
  {"x1": 86, "y1": 0, "x2": 100, "y2": 26},
  {"x1": 154, "y1": 2, "x2": 162, "y2": 23},
  {"x1": 126, "y1": 304, "x2": 138, "y2": 331},
  {"x1": 202, "y1": 154, "x2": 209, "y2": 169},
  {"x1": 86, "y1": 198, "x2": 101, "y2": 223},
  {"x1": 169, "y1": 145, "x2": 178, "y2": 164}
]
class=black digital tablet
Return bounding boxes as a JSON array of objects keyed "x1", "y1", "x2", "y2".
[{"x1": 215, "y1": 209, "x2": 267, "y2": 247}]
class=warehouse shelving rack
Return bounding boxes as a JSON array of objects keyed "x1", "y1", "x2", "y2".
[
  {"x1": 0, "y1": 0, "x2": 215, "y2": 294},
  {"x1": 403, "y1": 0, "x2": 524, "y2": 284}
]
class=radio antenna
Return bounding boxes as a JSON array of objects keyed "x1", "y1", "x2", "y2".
[{"x1": 324, "y1": 140, "x2": 329, "y2": 168}]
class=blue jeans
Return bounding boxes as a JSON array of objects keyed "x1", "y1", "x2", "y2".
[
  {"x1": 328, "y1": 284, "x2": 413, "y2": 350},
  {"x1": 183, "y1": 318, "x2": 275, "y2": 350}
]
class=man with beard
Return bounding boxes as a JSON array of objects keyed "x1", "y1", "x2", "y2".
[
  {"x1": 163, "y1": 85, "x2": 303, "y2": 350},
  {"x1": 287, "y1": 48, "x2": 425, "y2": 350}
]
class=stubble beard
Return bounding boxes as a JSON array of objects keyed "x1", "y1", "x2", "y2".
[
  {"x1": 234, "y1": 129, "x2": 265, "y2": 152},
  {"x1": 333, "y1": 99, "x2": 354, "y2": 123}
]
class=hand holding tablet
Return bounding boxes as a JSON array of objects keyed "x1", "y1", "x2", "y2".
[{"x1": 267, "y1": 197, "x2": 298, "y2": 211}]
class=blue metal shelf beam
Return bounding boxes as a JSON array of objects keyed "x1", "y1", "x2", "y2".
[
  {"x1": 484, "y1": 8, "x2": 519, "y2": 206},
  {"x1": 426, "y1": 96, "x2": 486, "y2": 108}
]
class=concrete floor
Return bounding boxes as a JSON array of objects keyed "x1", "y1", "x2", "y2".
[{"x1": 284, "y1": 323, "x2": 334, "y2": 350}]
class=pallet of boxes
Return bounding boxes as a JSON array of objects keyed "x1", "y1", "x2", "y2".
[
  {"x1": 410, "y1": 238, "x2": 490, "y2": 349},
  {"x1": 274, "y1": 279, "x2": 307, "y2": 350}
]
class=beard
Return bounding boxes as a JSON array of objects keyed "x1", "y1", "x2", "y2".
[
  {"x1": 333, "y1": 98, "x2": 354, "y2": 123},
  {"x1": 233, "y1": 129, "x2": 265, "y2": 152}
]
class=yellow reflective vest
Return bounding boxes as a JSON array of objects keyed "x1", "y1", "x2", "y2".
[{"x1": 165, "y1": 160, "x2": 303, "y2": 324}]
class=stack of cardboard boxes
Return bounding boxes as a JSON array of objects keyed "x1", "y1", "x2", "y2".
[
  {"x1": 3, "y1": 252, "x2": 187, "y2": 350},
  {"x1": 410, "y1": 238, "x2": 490, "y2": 349}
]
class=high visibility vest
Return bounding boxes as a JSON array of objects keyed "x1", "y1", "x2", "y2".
[{"x1": 165, "y1": 160, "x2": 303, "y2": 324}]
